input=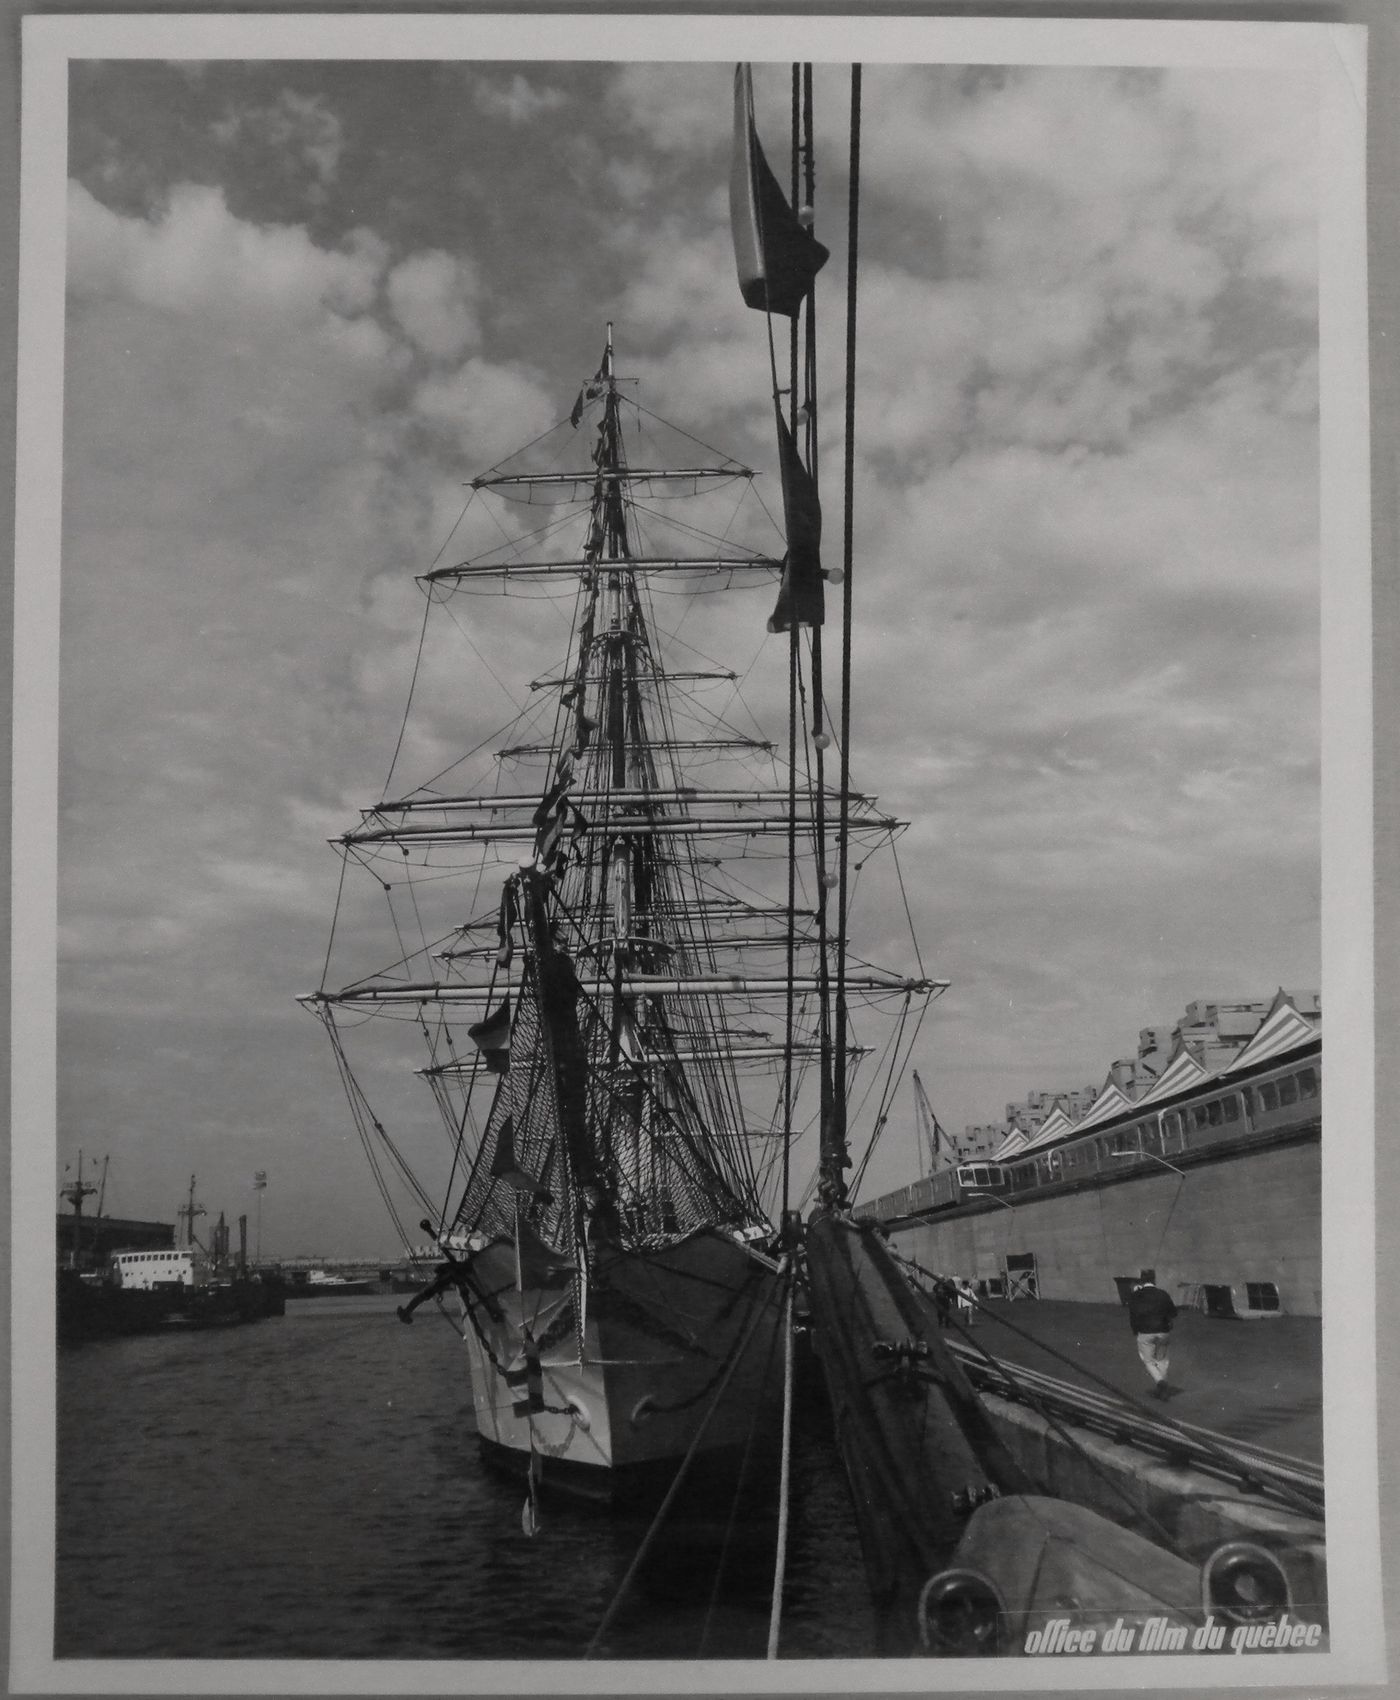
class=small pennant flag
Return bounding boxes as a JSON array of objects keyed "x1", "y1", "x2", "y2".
[
  {"x1": 253, "y1": 1171, "x2": 268, "y2": 1191},
  {"x1": 569, "y1": 349, "x2": 608, "y2": 427}
]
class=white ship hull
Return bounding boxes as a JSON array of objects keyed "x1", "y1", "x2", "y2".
[{"x1": 459, "y1": 1227, "x2": 784, "y2": 1500}]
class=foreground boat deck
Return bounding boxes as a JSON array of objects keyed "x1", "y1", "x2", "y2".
[{"x1": 951, "y1": 1299, "x2": 1321, "y2": 1466}]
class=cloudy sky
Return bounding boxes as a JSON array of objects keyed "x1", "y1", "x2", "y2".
[{"x1": 52, "y1": 48, "x2": 1322, "y2": 1253}]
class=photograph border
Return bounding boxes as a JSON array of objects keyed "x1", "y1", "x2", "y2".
[{"x1": 7, "y1": 7, "x2": 1390, "y2": 1694}]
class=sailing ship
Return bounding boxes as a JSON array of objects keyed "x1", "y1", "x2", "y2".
[
  {"x1": 302, "y1": 264, "x2": 934, "y2": 1497},
  {"x1": 299, "y1": 59, "x2": 1323, "y2": 1653}
]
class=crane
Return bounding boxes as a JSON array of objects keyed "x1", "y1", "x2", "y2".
[{"x1": 913, "y1": 1071, "x2": 953, "y2": 1176}]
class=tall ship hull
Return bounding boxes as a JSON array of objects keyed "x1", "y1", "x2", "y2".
[
  {"x1": 464, "y1": 1228, "x2": 783, "y2": 1498},
  {"x1": 305, "y1": 308, "x2": 931, "y2": 1504}
]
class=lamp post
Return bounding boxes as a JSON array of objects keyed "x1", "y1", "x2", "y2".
[{"x1": 253, "y1": 1170, "x2": 268, "y2": 1262}]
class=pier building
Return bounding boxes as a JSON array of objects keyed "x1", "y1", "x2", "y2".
[{"x1": 860, "y1": 989, "x2": 1322, "y2": 1317}]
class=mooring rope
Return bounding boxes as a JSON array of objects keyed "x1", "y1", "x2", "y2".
[
  {"x1": 766, "y1": 1267, "x2": 797, "y2": 1658},
  {"x1": 584, "y1": 1256, "x2": 788, "y2": 1659}
]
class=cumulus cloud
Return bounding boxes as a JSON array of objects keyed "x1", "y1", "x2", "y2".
[
  {"x1": 385, "y1": 248, "x2": 481, "y2": 361},
  {"x1": 409, "y1": 356, "x2": 558, "y2": 461},
  {"x1": 68, "y1": 179, "x2": 386, "y2": 326},
  {"x1": 470, "y1": 71, "x2": 568, "y2": 125},
  {"x1": 211, "y1": 87, "x2": 346, "y2": 186},
  {"x1": 608, "y1": 61, "x2": 732, "y2": 153}
]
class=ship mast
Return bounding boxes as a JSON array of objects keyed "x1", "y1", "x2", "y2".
[
  {"x1": 177, "y1": 1174, "x2": 206, "y2": 1249},
  {"x1": 60, "y1": 1149, "x2": 99, "y2": 1218},
  {"x1": 305, "y1": 298, "x2": 940, "y2": 1255},
  {"x1": 60, "y1": 1150, "x2": 100, "y2": 1271}
]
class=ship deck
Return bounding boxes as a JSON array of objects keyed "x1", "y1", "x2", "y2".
[{"x1": 952, "y1": 1299, "x2": 1322, "y2": 1466}]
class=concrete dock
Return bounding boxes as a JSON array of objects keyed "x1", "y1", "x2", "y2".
[{"x1": 951, "y1": 1299, "x2": 1321, "y2": 1465}]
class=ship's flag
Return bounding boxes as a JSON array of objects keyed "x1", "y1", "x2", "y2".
[
  {"x1": 729, "y1": 64, "x2": 829, "y2": 317},
  {"x1": 767, "y1": 413, "x2": 825, "y2": 631},
  {"x1": 253, "y1": 1171, "x2": 268, "y2": 1191},
  {"x1": 539, "y1": 807, "x2": 567, "y2": 870},
  {"x1": 540, "y1": 802, "x2": 590, "y2": 875},
  {"x1": 468, "y1": 996, "x2": 512, "y2": 1072},
  {"x1": 532, "y1": 774, "x2": 571, "y2": 830},
  {"x1": 569, "y1": 348, "x2": 608, "y2": 427}
]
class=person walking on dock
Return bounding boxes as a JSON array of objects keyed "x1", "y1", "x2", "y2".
[{"x1": 1127, "y1": 1278, "x2": 1178, "y2": 1399}]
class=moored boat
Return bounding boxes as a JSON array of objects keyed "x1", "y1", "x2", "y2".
[
  {"x1": 285, "y1": 1269, "x2": 379, "y2": 1298},
  {"x1": 58, "y1": 1169, "x2": 284, "y2": 1343},
  {"x1": 303, "y1": 309, "x2": 932, "y2": 1498}
]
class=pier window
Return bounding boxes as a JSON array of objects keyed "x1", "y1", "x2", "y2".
[
  {"x1": 1297, "y1": 1067, "x2": 1319, "y2": 1099},
  {"x1": 1259, "y1": 1081, "x2": 1279, "y2": 1112},
  {"x1": 1278, "y1": 1075, "x2": 1299, "y2": 1107},
  {"x1": 1222, "y1": 1095, "x2": 1241, "y2": 1123}
]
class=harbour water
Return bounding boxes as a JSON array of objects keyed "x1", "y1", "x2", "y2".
[{"x1": 56, "y1": 1292, "x2": 874, "y2": 1661}]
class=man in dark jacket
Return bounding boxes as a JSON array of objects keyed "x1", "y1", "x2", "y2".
[{"x1": 1127, "y1": 1279, "x2": 1178, "y2": 1399}]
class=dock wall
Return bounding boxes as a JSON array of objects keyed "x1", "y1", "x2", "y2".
[{"x1": 890, "y1": 1137, "x2": 1320, "y2": 1315}]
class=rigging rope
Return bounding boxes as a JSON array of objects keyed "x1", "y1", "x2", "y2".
[
  {"x1": 382, "y1": 589, "x2": 434, "y2": 801},
  {"x1": 766, "y1": 1266, "x2": 797, "y2": 1658},
  {"x1": 895, "y1": 1250, "x2": 1325, "y2": 1523},
  {"x1": 698, "y1": 1315, "x2": 783, "y2": 1655},
  {"x1": 832, "y1": 64, "x2": 862, "y2": 1176},
  {"x1": 583, "y1": 1258, "x2": 788, "y2": 1659}
]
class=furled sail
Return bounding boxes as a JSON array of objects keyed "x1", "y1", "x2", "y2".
[
  {"x1": 729, "y1": 64, "x2": 829, "y2": 317},
  {"x1": 767, "y1": 412, "x2": 825, "y2": 631},
  {"x1": 467, "y1": 996, "x2": 512, "y2": 1073}
]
